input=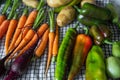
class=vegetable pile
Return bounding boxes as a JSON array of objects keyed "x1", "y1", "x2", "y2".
[{"x1": 0, "y1": 0, "x2": 120, "y2": 80}]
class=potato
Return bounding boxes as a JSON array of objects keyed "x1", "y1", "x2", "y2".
[
  {"x1": 22, "y1": 0, "x2": 38, "y2": 8},
  {"x1": 57, "y1": 6, "x2": 76, "y2": 27},
  {"x1": 47, "y1": 0, "x2": 72, "y2": 8},
  {"x1": 81, "y1": 0, "x2": 95, "y2": 7}
]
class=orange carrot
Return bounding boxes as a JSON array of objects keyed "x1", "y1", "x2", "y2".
[
  {"x1": 8, "y1": 8, "x2": 28, "y2": 53},
  {"x1": 7, "y1": 8, "x2": 45, "y2": 61},
  {"x1": 0, "y1": 20, "x2": 10, "y2": 39},
  {"x1": 14, "y1": 10, "x2": 38, "y2": 47},
  {"x1": 45, "y1": 9, "x2": 55, "y2": 75},
  {"x1": 37, "y1": 23, "x2": 49, "y2": 37},
  {"x1": 45, "y1": 32, "x2": 55, "y2": 74},
  {"x1": 0, "y1": 0, "x2": 11, "y2": 25},
  {"x1": 35, "y1": 28, "x2": 49, "y2": 57},
  {"x1": 13, "y1": 29, "x2": 35, "y2": 54},
  {"x1": 18, "y1": 0, "x2": 45, "y2": 39},
  {"x1": 0, "y1": 0, "x2": 19, "y2": 39},
  {"x1": 5, "y1": 14, "x2": 18, "y2": 54},
  {"x1": 13, "y1": 0, "x2": 45, "y2": 50},
  {"x1": 6, "y1": 29, "x2": 36, "y2": 60},
  {"x1": 15, "y1": 23, "x2": 49, "y2": 58},
  {"x1": 52, "y1": 24, "x2": 59, "y2": 62},
  {"x1": 21, "y1": 10, "x2": 38, "y2": 38},
  {"x1": 0, "y1": 15, "x2": 6, "y2": 26},
  {"x1": 15, "y1": 34, "x2": 39, "y2": 59}
]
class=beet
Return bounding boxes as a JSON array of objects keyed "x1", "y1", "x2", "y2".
[
  {"x1": 4, "y1": 41, "x2": 38, "y2": 80},
  {"x1": 0, "y1": 52, "x2": 12, "y2": 76}
]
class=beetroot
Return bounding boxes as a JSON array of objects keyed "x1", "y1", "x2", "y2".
[
  {"x1": 4, "y1": 41, "x2": 38, "y2": 80},
  {"x1": 0, "y1": 52, "x2": 12, "y2": 76}
]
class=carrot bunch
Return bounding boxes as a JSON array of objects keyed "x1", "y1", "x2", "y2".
[
  {"x1": 7, "y1": 0, "x2": 45, "y2": 55},
  {"x1": 5, "y1": 13, "x2": 18, "y2": 54},
  {"x1": 45, "y1": 9, "x2": 59, "y2": 75},
  {"x1": 0, "y1": 0, "x2": 19, "y2": 39},
  {"x1": 6, "y1": 0, "x2": 45, "y2": 61},
  {"x1": 7, "y1": 8, "x2": 28, "y2": 54}
]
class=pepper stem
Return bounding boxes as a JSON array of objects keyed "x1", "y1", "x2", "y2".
[
  {"x1": 74, "y1": 22, "x2": 79, "y2": 29},
  {"x1": 73, "y1": 5, "x2": 82, "y2": 13},
  {"x1": 83, "y1": 26, "x2": 89, "y2": 34},
  {"x1": 103, "y1": 39, "x2": 113, "y2": 45}
]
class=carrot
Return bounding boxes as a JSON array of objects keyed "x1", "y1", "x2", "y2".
[
  {"x1": 20, "y1": 10, "x2": 38, "y2": 38},
  {"x1": 13, "y1": 0, "x2": 45, "y2": 50},
  {"x1": 0, "y1": 15, "x2": 6, "y2": 26},
  {"x1": 15, "y1": 23, "x2": 49, "y2": 58},
  {"x1": 37, "y1": 23, "x2": 49, "y2": 37},
  {"x1": 5, "y1": 29, "x2": 36, "y2": 62},
  {"x1": 12, "y1": 8, "x2": 45, "y2": 57},
  {"x1": 8, "y1": 8, "x2": 28, "y2": 53},
  {"x1": 35, "y1": 28, "x2": 49, "y2": 57},
  {"x1": 17, "y1": 0, "x2": 45, "y2": 39},
  {"x1": 45, "y1": 9, "x2": 55, "y2": 75},
  {"x1": 0, "y1": 20, "x2": 10, "y2": 39},
  {"x1": 15, "y1": 34, "x2": 38, "y2": 59},
  {"x1": 0, "y1": 0, "x2": 11, "y2": 25},
  {"x1": 12, "y1": 29, "x2": 35, "y2": 54},
  {"x1": 6, "y1": 1, "x2": 45, "y2": 61},
  {"x1": 5, "y1": 13, "x2": 18, "y2": 54},
  {"x1": 13, "y1": 10, "x2": 38, "y2": 48},
  {"x1": 52, "y1": 24, "x2": 59, "y2": 62},
  {"x1": 0, "y1": 0, "x2": 19, "y2": 39}
]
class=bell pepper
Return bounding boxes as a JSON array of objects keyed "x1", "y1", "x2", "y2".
[
  {"x1": 68, "y1": 27, "x2": 92, "y2": 80},
  {"x1": 74, "y1": 3, "x2": 111, "y2": 21},
  {"x1": 77, "y1": 14, "x2": 106, "y2": 26},
  {"x1": 86, "y1": 45, "x2": 107, "y2": 80},
  {"x1": 89, "y1": 24, "x2": 112, "y2": 45},
  {"x1": 54, "y1": 0, "x2": 81, "y2": 13}
]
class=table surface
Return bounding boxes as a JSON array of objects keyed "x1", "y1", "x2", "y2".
[{"x1": 0, "y1": 0, "x2": 120, "y2": 80}]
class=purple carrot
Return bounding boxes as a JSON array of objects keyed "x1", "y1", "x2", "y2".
[
  {"x1": 0, "y1": 52, "x2": 12, "y2": 76},
  {"x1": 4, "y1": 40, "x2": 38, "y2": 80}
]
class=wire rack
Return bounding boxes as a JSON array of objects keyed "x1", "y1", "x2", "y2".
[{"x1": 0, "y1": 0, "x2": 120, "y2": 80}]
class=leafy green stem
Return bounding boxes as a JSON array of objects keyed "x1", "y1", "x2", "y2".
[
  {"x1": 49, "y1": 9, "x2": 55, "y2": 32},
  {"x1": 7, "y1": 0, "x2": 20, "y2": 20},
  {"x1": 36, "y1": 0, "x2": 44, "y2": 11},
  {"x1": 32, "y1": 9, "x2": 45, "y2": 30},
  {"x1": 2, "y1": 0, "x2": 11, "y2": 15}
]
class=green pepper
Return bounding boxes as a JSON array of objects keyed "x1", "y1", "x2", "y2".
[
  {"x1": 104, "y1": 40, "x2": 120, "y2": 58},
  {"x1": 112, "y1": 41, "x2": 120, "y2": 58},
  {"x1": 55, "y1": 27, "x2": 77, "y2": 80},
  {"x1": 54, "y1": 0, "x2": 81, "y2": 13},
  {"x1": 77, "y1": 14, "x2": 106, "y2": 26},
  {"x1": 74, "y1": 3, "x2": 111, "y2": 21},
  {"x1": 86, "y1": 45, "x2": 107, "y2": 80},
  {"x1": 89, "y1": 24, "x2": 112, "y2": 45},
  {"x1": 68, "y1": 28, "x2": 92, "y2": 80}
]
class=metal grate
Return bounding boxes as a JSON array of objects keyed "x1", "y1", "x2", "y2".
[{"x1": 0, "y1": 0, "x2": 120, "y2": 80}]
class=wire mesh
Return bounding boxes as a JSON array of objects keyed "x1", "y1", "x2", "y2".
[{"x1": 0, "y1": 0, "x2": 120, "y2": 80}]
